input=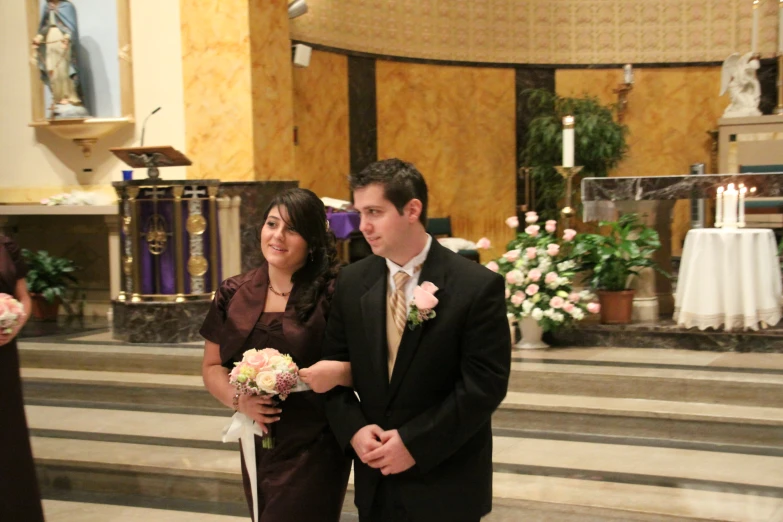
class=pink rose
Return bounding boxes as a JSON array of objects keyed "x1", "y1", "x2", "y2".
[
  {"x1": 563, "y1": 229, "x2": 577, "y2": 241},
  {"x1": 525, "y1": 284, "x2": 539, "y2": 296},
  {"x1": 524, "y1": 225, "x2": 540, "y2": 237},
  {"x1": 587, "y1": 302, "x2": 601, "y2": 314},
  {"x1": 476, "y1": 237, "x2": 491, "y2": 249},
  {"x1": 505, "y1": 216, "x2": 519, "y2": 229},
  {"x1": 526, "y1": 247, "x2": 537, "y2": 260},
  {"x1": 549, "y1": 296, "x2": 565, "y2": 309},
  {"x1": 413, "y1": 285, "x2": 439, "y2": 310},
  {"x1": 511, "y1": 291, "x2": 525, "y2": 306},
  {"x1": 546, "y1": 244, "x2": 560, "y2": 256},
  {"x1": 505, "y1": 270, "x2": 525, "y2": 285},
  {"x1": 568, "y1": 292, "x2": 581, "y2": 303},
  {"x1": 545, "y1": 220, "x2": 557, "y2": 233},
  {"x1": 562, "y1": 302, "x2": 574, "y2": 313},
  {"x1": 503, "y1": 249, "x2": 520, "y2": 262},
  {"x1": 545, "y1": 272, "x2": 558, "y2": 284},
  {"x1": 246, "y1": 351, "x2": 270, "y2": 369},
  {"x1": 504, "y1": 287, "x2": 511, "y2": 299},
  {"x1": 229, "y1": 365, "x2": 241, "y2": 380},
  {"x1": 528, "y1": 269, "x2": 542, "y2": 282},
  {"x1": 525, "y1": 211, "x2": 539, "y2": 224},
  {"x1": 420, "y1": 281, "x2": 438, "y2": 295},
  {"x1": 486, "y1": 261, "x2": 499, "y2": 272}
]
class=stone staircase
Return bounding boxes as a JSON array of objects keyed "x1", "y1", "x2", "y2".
[{"x1": 19, "y1": 338, "x2": 783, "y2": 521}]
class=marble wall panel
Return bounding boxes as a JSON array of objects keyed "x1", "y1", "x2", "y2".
[
  {"x1": 292, "y1": 50, "x2": 351, "y2": 199},
  {"x1": 376, "y1": 61, "x2": 517, "y2": 260},
  {"x1": 180, "y1": 0, "x2": 254, "y2": 181},
  {"x1": 556, "y1": 67, "x2": 726, "y2": 256},
  {"x1": 250, "y1": 0, "x2": 296, "y2": 181}
]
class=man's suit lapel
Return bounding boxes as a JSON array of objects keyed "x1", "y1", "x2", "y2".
[
  {"x1": 386, "y1": 240, "x2": 448, "y2": 405},
  {"x1": 359, "y1": 257, "x2": 390, "y2": 392}
]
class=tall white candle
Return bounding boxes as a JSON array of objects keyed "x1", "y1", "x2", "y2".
[
  {"x1": 724, "y1": 183, "x2": 738, "y2": 227},
  {"x1": 562, "y1": 115, "x2": 575, "y2": 168},
  {"x1": 623, "y1": 64, "x2": 634, "y2": 84},
  {"x1": 779, "y1": 0, "x2": 783, "y2": 53},
  {"x1": 739, "y1": 185, "x2": 748, "y2": 226},
  {"x1": 752, "y1": 0, "x2": 760, "y2": 54},
  {"x1": 716, "y1": 186, "x2": 724, "y2": 227}
]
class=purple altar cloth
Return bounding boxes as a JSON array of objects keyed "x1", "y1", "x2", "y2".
[{"x1": 326, "y1": 210, "x2": 360, "y2": 239}]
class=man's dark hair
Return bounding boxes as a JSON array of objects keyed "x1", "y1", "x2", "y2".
[{"x1": 349, "y1": 158, "x2": 428, "y2": 226}]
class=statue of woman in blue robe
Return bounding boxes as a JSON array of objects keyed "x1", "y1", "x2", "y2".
[{"x1": 32, "y1": 1, "x2": 89, "y2": 119}]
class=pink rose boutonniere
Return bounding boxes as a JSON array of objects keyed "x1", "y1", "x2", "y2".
[{"x1": 408, "y1": 281, "x2": 439, "y2": 330}]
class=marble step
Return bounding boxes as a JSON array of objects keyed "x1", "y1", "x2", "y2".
[
  {"x1": 494, "y1": 391, "x2": 783, "y2": 451},
  {"x1": 509, "y1": 360, "x2": 783, "y2": 407},
  {"x1": 30, "y1": 424, "x2": 783, "y2": 522},
  {"x1": 18, "y1": 341, "x2": 203, "y2": 375},
  {"x1": 43, "y1": 498, "x2": 249, "y2": 522}
]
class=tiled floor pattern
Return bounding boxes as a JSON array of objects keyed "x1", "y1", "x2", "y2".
[{"x1": 18, "y1": 333, "x2": 783, "y2": 521}]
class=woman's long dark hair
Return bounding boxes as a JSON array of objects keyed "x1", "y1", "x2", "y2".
[{"x1": 261, "y1": 188, "x2": 339, "y2": 323}]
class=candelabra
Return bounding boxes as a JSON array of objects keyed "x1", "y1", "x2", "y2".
[
  {"x1": 518, "y1": 166, "x2": 535, "y2": 213},
  {"x1": 554, "y1": 165, "x2": 583, "y2": 228}
]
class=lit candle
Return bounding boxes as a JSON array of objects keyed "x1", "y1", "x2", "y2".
[
  {"x1": 724, "y1": 183, "x2": 738, "y2": 227},
  {"x1": 752, "y1": 0, "x2": 760, "y2": 54},
  {"x1": 562, "y1": 115, "x2": 575, "y2": 168},
  {"x1": 623, "y1": 64, "x2": 634, "y2": 84},
  {"x1": 779, "y1": 0, "x2": 783, "y2": 53},
  {"x1": 716, "y1": 186, "x2": 724, "y2": 227},
  {"x1": 739, "y1": 185, "x2": 748, "y2": 227}
]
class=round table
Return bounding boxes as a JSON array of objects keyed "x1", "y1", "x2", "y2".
[{"x1": 674, "y1": 228, "x2": 782, "y2": 331}]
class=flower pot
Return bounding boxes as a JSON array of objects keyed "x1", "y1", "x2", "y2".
[
  {"x1": 597, "y1": 290, "x2": 635, "y2": 324},
  {"x1": 30, "y1": 294, "x2": 60, "y2": 321},
  {"x1": 514, "y1": 316, "x2": 549, "y2": 350}
]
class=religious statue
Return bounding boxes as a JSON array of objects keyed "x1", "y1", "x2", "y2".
[
  {"x1": 32, "y1": 0, "x2": 89, "y2": 119},
  {"x1": 720, "y1": 52, "x2": 762, "y2": 118}
]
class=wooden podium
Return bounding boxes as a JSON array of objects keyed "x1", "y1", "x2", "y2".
[{"x1": 110, "y1": 146, "x2": 191, "y2": 179}]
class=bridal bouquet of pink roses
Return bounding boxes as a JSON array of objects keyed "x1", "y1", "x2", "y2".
[{"x1": 0, "y1": 293, "x2": 25, "y2": 335}]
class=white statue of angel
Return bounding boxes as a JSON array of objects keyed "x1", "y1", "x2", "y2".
[{"x1": 720, "y1": 52, "x2": 761, "y2": 118}]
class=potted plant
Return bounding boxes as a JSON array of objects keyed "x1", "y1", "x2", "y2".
[
  {"x1": 22, "y1": 249, "x2": 78, "y2": 321},
  {"x1": 573, "y1": 213, "x2": 667, "y2": 324},
  {"x1": 521, "y1": 89, "x2": 628, "y2": 220},
  {"x1": 485, "y1": 212, "x2": 600, "y2": 349}
]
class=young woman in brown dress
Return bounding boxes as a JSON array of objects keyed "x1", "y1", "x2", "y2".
[
  {"x1": 200, "y1": 188, "x2": 352, "y2": 521},
  {"x1": 0, "y1": 235, "x2": 45, "y2": 521}
]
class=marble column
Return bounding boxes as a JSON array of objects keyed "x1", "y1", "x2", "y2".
[
  {"x1": 615, "y1": 201, "x2": 675, "y2": 322},
  {"x1": 104, "y1": 214, "x2": 121, "y2": 324}
]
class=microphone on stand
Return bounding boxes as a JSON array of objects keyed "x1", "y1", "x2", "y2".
[{"x1": 140, "y1": 106, "x2": 161, "y2": 147}]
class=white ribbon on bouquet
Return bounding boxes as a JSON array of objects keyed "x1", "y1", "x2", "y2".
[{"x1": 221, "y1": 380, "x2": 310, "y2": 522}]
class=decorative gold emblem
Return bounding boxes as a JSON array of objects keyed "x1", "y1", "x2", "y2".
[
  {"x1": 186, "y1": 215, "x2": 207, "y2": 235},
  {"x1": 172, "y1": 186, "x2": 184, "y2": 199},
  {"x1": 123, "y1": 256, "x2": 134, "y2": 276},
  {"x1": 127, "y1": 186, "x2": 140, "y2": 200},
  {"x1": 187, "y1": 255, "x2": 209, "y2": 276},
  {"x1": 207, "y1": 186, "x2": 219, "y2": 197},
  {"x1": 145, "y1": 214, "x2": 169, "y2": 255},
  {"x1": 122, "y1": 216, "x2": 132, "y2": 236}
]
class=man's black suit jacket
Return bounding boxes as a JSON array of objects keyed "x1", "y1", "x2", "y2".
[{"x1": 323, "y1": 240, "x2": 511, "y2": 520}]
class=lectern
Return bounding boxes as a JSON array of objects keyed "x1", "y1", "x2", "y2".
[{"x1": 110, "y1": 146, "x2": 192, "y2": 179}]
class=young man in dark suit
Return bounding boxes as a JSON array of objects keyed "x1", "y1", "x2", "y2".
[{"x1": 323, "y1": 158, "x2": 511, "y2": 521}]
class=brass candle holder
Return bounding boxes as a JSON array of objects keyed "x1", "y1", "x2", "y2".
[
  {"x1": 555, "y1": 165, "x2": 583, "y2": 228},
  {"x1": 776, "y1": 53, "x2": 783, "y2": 115},
  {"x1": 518, "y1": 166, "x2": 535, "y2": 212}
]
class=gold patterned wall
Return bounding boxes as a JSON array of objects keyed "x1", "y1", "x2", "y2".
[
  {"x1": 250, "y1": 0, "x2": 296, "y2": 181},
  {"x1": 292, "y1": 50, "x2": 351, "y2": 199},
  {"x1": 376, "y1": 61, "x2": 517, "y2": 260},
  {"x1": 181, "y1": 0, "x2": 295, "y2": 181},
  {"x1": 556, "y1": 67, "x2": 726, "y2": 256},
  {"x1": 292, "y1": 0, "x2": 780, "y2": 64},
  {"x1": 181, "y1": 0, "x2": 254, "y2": 180}
]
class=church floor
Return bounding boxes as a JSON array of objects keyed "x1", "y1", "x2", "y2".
[{"x1": 18, "y1": 330, "x2": 783, "y2": 521}]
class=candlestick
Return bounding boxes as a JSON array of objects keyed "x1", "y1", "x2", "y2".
[
  {"x1": 623, "y1": 64, "x2": 634, "y2": 84},
  {"x1": 739, "y1": 185, "x2": 747, "y2": 227},
  {"x1": 716, "y1": 186, "x2": 724, "y2": 227},
  {"x1": 554, "y1": 165, "x2": 583, "y2": 228},
  {"x1": 752, "y1": 0, "x2": 760, "y2": 54},
  {"x1": 724, "y1": 183, "x2": 738, "y2": 228},
  {"x1": 562, "y1": 116, "x2": 575, "y2": 168}
]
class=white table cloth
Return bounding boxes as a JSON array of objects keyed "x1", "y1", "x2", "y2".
[{"x1": 674, "y1": 229, "x2": 782, "y2": 331}]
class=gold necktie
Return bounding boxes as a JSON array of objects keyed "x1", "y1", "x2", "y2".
[{"x1": 390, "y1": 271, "x2": 411, "y2": 335}]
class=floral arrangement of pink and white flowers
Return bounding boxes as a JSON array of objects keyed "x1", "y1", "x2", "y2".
[
  {"x1": 485, "y1": 212, "x2": 600, "y2": 332},
  {"x1": 0, "y1": 293, "x2": 25, "y2": 335},
  {"x1": 229, "y1": 347, "x2": 301, "y2": 448}
]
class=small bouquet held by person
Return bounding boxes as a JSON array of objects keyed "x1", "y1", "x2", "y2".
[
  {"x1": 0, "y1": 293, "x2": 25, "y2": 335},
  {"x1": 223, "y1": 347, "x2": 310, "y2": 522}
]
